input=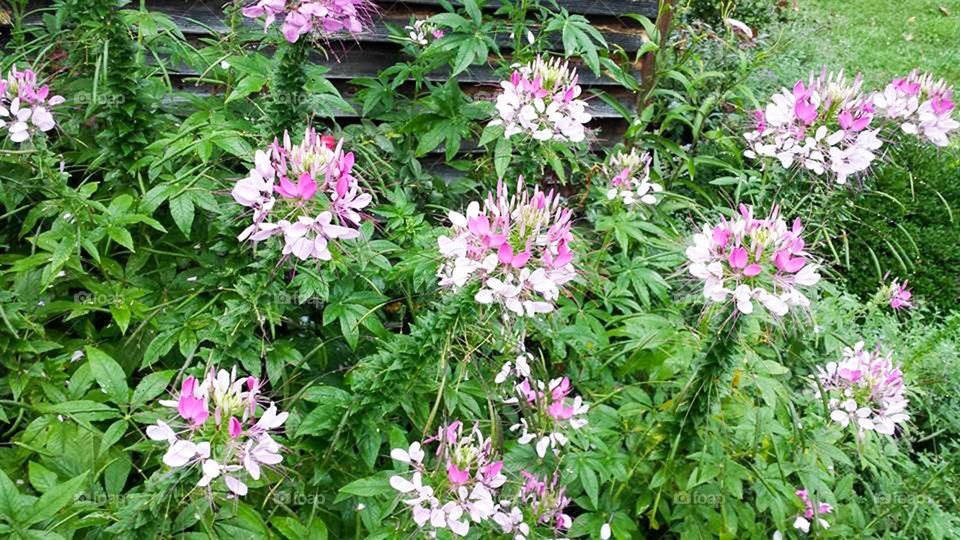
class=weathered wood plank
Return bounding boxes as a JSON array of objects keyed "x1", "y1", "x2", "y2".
[
  {"x1": 164, "y1": 43, "x2": 639, "y2": 85},
  {"x1": 149, "y1": 0, "x2": 647, "y2": 52},
  {"x1": 155, "y1": 0, "x2": 658, "y2": 21},
  {"x1": 404, "y1": 0, "x2": 659, "y2": 17},
  {"x1": 163, "y1": 81, "x2": 634, "y2": 119}
]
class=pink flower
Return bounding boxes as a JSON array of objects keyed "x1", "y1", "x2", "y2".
[
  {"x1": 744, "y1": 69, "x2": 880, "y2": 185},
  {"x1": 791, "y1": 487, "x2": 832, "y2": 533},
  {"x1": 233, "y1": 127, "x2": 370, "y2": 262},
  {"x1": 177, "y1": 376, "x2": 209, "y2": 427},
  {"x1": 0, "y1": 67, "x2": 64, "y2": 143},
  {"x1": 889, "y1": 279, "x2": 912, "y2": 310},
  {"x1": 275, "y1": 172, "x2": 318, "y2": 200},
  {"x1": 389, "y1": 422, "x2": 504, "y2": 537},
  {"x1": 438, "y1": 178, "x2": 576, "y2": 318},
  {"x1": 505, "y1": 374, "x2": 589, "y2": 458},
  {"x1": 604, "y1": 149, "x2": 663, "y2": 207},
  {"x1": 873, "y1": 70, "x2": 958, "y2": 147},
  {"x1": 243, "y1": 0, "x2": 376, "y2": 43},
  {"x1": 488, "y1": 55, "x2": 592, "y2": 143},
  {"x1": 148, "y1": 367, "x2": 288, "y2": 499},
  {"x1": 229, "y1": 417, "x2": 242, "y2": 438},
  {"x1": 446, "y1": 461, "x2": 470, "y2": 484},
  {"x1": 686, "y1": 206, "x2": 820, "y2": 316},
  {"x1": 815, "y1": 341, "x2": 909, "y2": 436}
]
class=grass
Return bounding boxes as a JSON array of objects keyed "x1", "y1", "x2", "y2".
[{"x1": 754, "y1": 0, "x2": 960, "y2": 89}]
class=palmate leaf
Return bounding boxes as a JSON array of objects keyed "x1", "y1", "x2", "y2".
[{"x1": 24, "y1": 471, "x2": 88, "y2": 527}]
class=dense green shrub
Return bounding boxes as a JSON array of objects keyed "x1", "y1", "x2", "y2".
[
  {"x1": 0, "y1": 1, "x2": 957, "y2": 539},
  {"x1": 845, "y1": 146, "x2": 960, "y2": 314},
  {"x1": 685, "y1": 0, "x2": 780, "y2": 30}
]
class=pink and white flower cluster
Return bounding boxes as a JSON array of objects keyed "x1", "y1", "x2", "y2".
[
  {"x1": 241, "y1": 0, "x2": 375, "y2": 43},
  {"x1": 0, "y1": 67, "x2": 64, "y2": 144},
  {"x1": 605, "y1": 148, "x2": 663, "y2": 208},
  {"x1": 389, "y1": 421, "x2": 507, "y2": 537},
  {"x1": 686, "y1": 204, "x2": 821, "y2": 316},
  {"x1": 146, "y1": 367, "x2": 287, "y2": 497},
  {"x1": 488, "y1": 55, "x2": 592, "y2": 143},
  {"x1": 873, "y1": 70, "x2": 958, "y2": 147},
  {"x1": 497, "y1": 353, "x2": 589, "y2": 458},
  {"x1": 791, "y1": 488, "x2": 833, "y2": 534},
  {"x1": 887, "y1": 279, "x2": 913, "y2": 310},
  {"x1": 814, "y1": 341, "x2": 909, "y2": 436},
  {"x1": 744, "y1": 69, "x2": 882, "y2": 184},
  {"x1": 404, "y1": 19, "x2": 444, "y2": 46},
  {"x1": 493, "y1": 472, "x2": 573, "y2": 538},
  {"x1": 437, "y1": 178, "x2": 576, "y2": 318},
  {"x1": 232, "y1": 127, "x2": 370, "y2": 261}
]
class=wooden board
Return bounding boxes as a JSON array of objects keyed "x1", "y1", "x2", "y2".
[
  {"x1": 149, "y1": 0, "x2": 658, "y2": 22},
  {"x1": 148, "y1": 0, "x2": 650, "y2": 52}
]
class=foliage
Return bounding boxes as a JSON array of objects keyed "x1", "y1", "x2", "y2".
[
  {"x1": 0, "y1": 1, "x2": 957, "y2": 539},
  {"x1": 843, "y1": 144, "x2": 960, "y2": 313}
]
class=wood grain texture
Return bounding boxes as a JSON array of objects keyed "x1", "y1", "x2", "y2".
[{"x1": 148, "y1": 0, "x2": 649, "y2": 52}]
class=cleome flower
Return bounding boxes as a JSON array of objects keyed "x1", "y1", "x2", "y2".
[
  {"x1": 791, "y1": 488, "x2": 833, "y2": 534},
  {"x1": 389, "y1": 421, "x2": 507, "y2": 538},
  {"x1": 146, "y1": 366, "x2": 288, "y2": 498},
  {"x1": 403, "y1": 19, "x2": 444, "y2": 46},
  {"x1": 0, "y1": 67, "x2": 64, "y2": 144},
  {"x1": 232, "y1": 126, "x2": 371, "y2": 262},
  {"x1": 241, "y1": 0, "x2": 376, "y2": 44},
  {"x1": 437, "y1": 177, "x2": 576, "y2": 318},
  {"x1": 604, "y1": 148, "x2": 663, "y2": 208},
  {"x1": 886, "y1": 278, "x2": 913, "y2": 310},
  {"x1": 744, "y1": 69, "x2": 881, "y2": 185},
  {"x1": 872, "y1": 69, "x2": 958, "y2": 147},
  {"x1": 499, "y1": 471, "x2": 573, "y2": 536},
  {"x1": 488, "y1": 55, "x2": 592, "y2": 143},
  {"x1": 814, "y1": 340, "x2": 909, "y2": 436},
  {"x1": 498, "y1": 353, "x2": 589, "y2": 458},
  {"x1": 685, "y1": 204, "x2": 821, "y2": 317}
]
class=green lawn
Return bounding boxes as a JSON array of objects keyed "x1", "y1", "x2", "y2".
[{"x1": 759, "y1": 0, "x2": 960, "y2": 89}]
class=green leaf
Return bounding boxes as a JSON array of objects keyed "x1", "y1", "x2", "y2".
[
  {"x1": 24, "y1": 471, "x2": 88, "y2": 526},
  {"x1": 28, "y1": 462, "x2": 58, "y2": 494},
  {"x1": 36, "y1": 401, "x2": 118, "y2": 416},
  {"x1": 415, "y1": 124, "x2": 445, "y2": 157},
  {"x1": 462, "y1": 0, "x2": 481, "y2": 23},
  {"x1": 107, "y1": 226, "x2": 135, "y2": 252},
  {"x1": 0, "y1": 468, "x2": 26, "y2": 525},
  {"x1": 141, "y1": 183, "x2": 177, "y2": 215},
  {"x1": 296, "y1": 388, "x2": 351, "y2": 437},
  {"x1": 169, "y1": 195, "x2": 195, "y2": 236},
  {"x1": 86, "y1": 347, "x2": 129, "y2": 405},
  {"x1": 226, "y1": 75, "x2": 268, "y2": 104},
  {"x1": 99, "y1": 419, "x2": 127, "y2": 456},
  {"x1": 108, "y1": 304, "x2": 131, "y2": 334},
  {"x1": 451, "y1": 42, "x2": 476, "y2": 76},
  {"x1": 337, "y1": 473, "x2": 395, "y2": 498},
  {"x1": 494, "y1": 137, "x2": 512, "y2": 179},
  {"x1": 272, "y1": 516, "x2": 328, "y2": 540},
  {"x1": 579, "y1": 463, "x2": 599, "y2": 509},
  {"x1": 479, "y1": 123, "x2": 504, "y2": 146},
  {"x1": 212, "y1": 132, "x2": 253, "y2": 157},
  {"x1": 426, "y1": 13, "x2": 470, "y2": 28},
  {"x1": 131, "y1": 370, "x2": 175, "y2": 407},
  {"x1": 141, "y1": 330, "x2": 178, "y2": 369}
]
